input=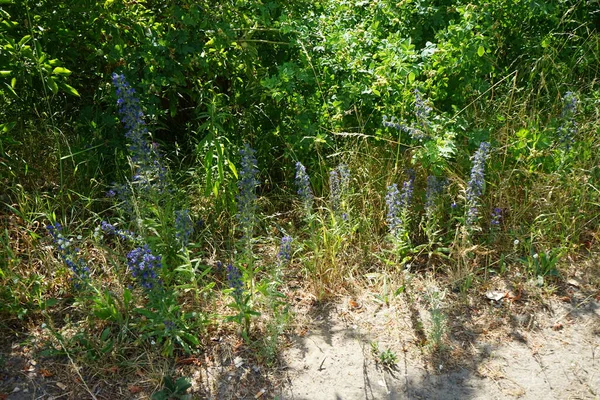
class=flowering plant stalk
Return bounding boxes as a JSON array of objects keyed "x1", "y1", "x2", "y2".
[
  {"x1": 385, "y1": 172, "x2": 414, "y2": 253},
  {"x1": 295, "y1": 162, "x2": 314, "y2": 220},
  {"x1": 224, "y1": 263, "x2": 259, "y2": 337},
  {"x1": 465, "y1": 142, "x2": 491, "y2": 231},
  {"x1": 422, "y1": 175, "x2": 445, "y2": 247},
  {"x1": 47, "y1": 223, "x2": 90, "y2": 289}
]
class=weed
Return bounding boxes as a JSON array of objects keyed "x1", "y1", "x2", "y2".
[
  {"x1": 152, "y1": 376, "x2": 192, "y2": 400},
  {"x1": 371, "y1": 341, "x2": 398, "y2": 370}
]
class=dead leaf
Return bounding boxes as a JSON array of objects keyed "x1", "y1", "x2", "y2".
[
  {"x1": 0, "y1": 393, "x2": 8, "y2": 400},
  {"x1": 39, "y1": 368, "x2": 53, "y2": 377},
  {"x1": 506, "y1": 291, "x2": 521, "y2": 302},
  {"x1": 485, "y1": 291, "x2": 507, "y2": 302},
  {"x1": 106, "y1": 366, "x2": 119, "y2": 374},
  {"x1": 348, "y1": 300, "x2": 362, "y2": 310},
  {"x1": 552, "y1": 322, "x2": 564, "y2": 331},
  {"x1": 567, "y1": 278, "x2": 582, "y2": 288},
  {"x1": 233, "y1": 356, "x2": 244, "y2": 368},
  {"x1": 128, "y1": 385, "x2": 143, "y2": 394},
  {"x1": 176, "y1": 357, "x2": 202, "y2": 366},
  {"x1": 254, "y1": 388, "x2": 266, "y2": 398},
  {"x1": 56, "y1": 382, "x2": 67, "y2": 390}
]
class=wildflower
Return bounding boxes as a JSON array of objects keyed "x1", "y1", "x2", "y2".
[
  {"x1": 382, "y1": 90, "x2": 432, "y2": 142},
  {"x1": 295, "y1": 162, "x2": 313, "y2": 213},
  {"x1": 414, "y1": 89, "x2": 432, "y2": 127},
  {"x1": 329, "y1": 164, "x2": 351, "y2": 213},
  {"x1": 47, "y1": 223, "x2": 90, "y2": 287},
  {"x1": 382, "y1": 115, "x2": 403, "y2": 131},
  {"x1": 382, "y1": 115, "x2": 427, "y2": 141},
  {"x1": 126, "y1": 244, "x2": 162, "y2": 290},
  {"x1": 491, "y1": 207, "x2": 502, "y2": 226},
  {"x1": 386, "y1": 173, "x2": 414, "y2": 238},
  {"x1": 236, "y1": 144, "x2": 259, "y2": 241},
  {"x1": 425, "y1": 175, "x2": 445, "y2": 216},
  {"x1": 100, "y1": 220, "x2": 139, "y2": 242},
  {"x1": 557, "y1": 91, "x2": 578, "y2": 150},
  {"x1": 400, "y1": 175, "x2": 414, "y2": 210},
  {"x1": 112, "y1": 73, "x2": 167, "y2": 192},
  {"x1": 386, "y1": 183, "x2": 402, "y2": 235},
  {"x1": 174, "y1": 209, "x2": 194, "y2": 249},
  {"x1": 277, "y1": 236, "x2": 293, "y2": 264},
  {"x1": 226, "y1": 264, "x2": 244, "y2": 301},
  {"x1": 465, "y1": 142, "x2": 491, "y2": 227}
]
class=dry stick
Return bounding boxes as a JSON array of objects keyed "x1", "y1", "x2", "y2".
[
  {"x1": 451, "y1": 70, "x2": 519, "y2": 120},
  {"x1": 51, "y1": 330, "x2": 98, "y2": 400},
  {"x1": 552, "y1": 293, "x2": 597, "y2": 325}
]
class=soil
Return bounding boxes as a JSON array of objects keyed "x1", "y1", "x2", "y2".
[
  {"x1": 1, "y1": 277, "x2": 599, "y2": 400},
  {"x1": 279, "y1": 293, "x2": 599, "y2": 400}
]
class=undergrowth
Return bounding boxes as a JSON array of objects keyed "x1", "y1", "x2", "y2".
[{"x1": 1, "y1": 0, "x2": 599, "y2": 397}]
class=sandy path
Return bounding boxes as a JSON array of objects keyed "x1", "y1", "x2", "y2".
[{"x1": 280, "y1": 298, "x2": 599, "y2": 400}]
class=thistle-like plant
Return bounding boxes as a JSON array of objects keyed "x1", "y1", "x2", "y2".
[
  {"x1": 329, "y1": 163, "x2": 351, "y2": 221},
  {"x1": 174, "y1": 209, "x2": 194, "y2": 250},
  {"x1": 277, "y1": 236, "x2": 293, "y2": 266},
  {"x1": 225, "y1": 263, "x2": 259, "y2": 336},
  {"x1": 295, "y1": 162, "x2": 313, "y2": 218},
  {"x1": 465, "y1": 142, "x2": 491, "y2": 229},
  {"x1": 385, "y1": 172, "x2": 414, "y2": 249},
  {"x1": 112, "y1": 73, "x2": 168, "y2": 196},
  {"x1": 126, "y1": 244, "x2": 162, "y2": 291},
  {"x1": 236, "y1": 143, "x2": 259, "y2": 251},
  {"x1": 557, "y1": 91, "x2": 578, "y2": 151},
  {"x1": 422, "y1": 175, "x2": 446, "y2": 246},
  {"x1": 47, "y1": 223, "x2": 90, "y2": 289}
]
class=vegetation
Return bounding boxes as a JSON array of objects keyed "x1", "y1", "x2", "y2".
[{"x1": 1, "y1": 0, "x2": 599, "y2": 397}]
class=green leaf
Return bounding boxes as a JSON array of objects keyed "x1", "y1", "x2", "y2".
[
  {"x1": 3, "y1": 81, "x2": 18, "y2": 98},
  {"x1": 61, "y1": 82, "x2": 80, "y2": 97},
  {"x1": 123, "y1": 288, "x2": 132, "y2": 307},
  {"x1": 18, "y1": 35, "x2": 31, "y2": 47},
  {"x1": 477, "y1": 46, "x2": 485, "y2": 57},
  {"x1": 408, "y1": 71, "x2": 416, "y2": 83},
  {"x1": 101, "y1": 327, "x2": 112, "y2": 341},
  {"x1": 227, "y1": 158, "x2": 238, "y2": 179},
  {"x1": 0, "y1": 70, "x2": 11, "y2": 77},
  {"x1": 47, "y1": 77, "x2": 59, "y2": 94},
  {"x1": 52, "y1": 67, "x2": 72, "y2": 76}
]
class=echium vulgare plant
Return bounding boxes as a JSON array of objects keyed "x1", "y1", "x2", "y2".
[
  {"x1": 277, "y1": 236, "x2": 293, "y2": 266},
  {"x1": 112, "y1": 73, "x2": 168, "y2": 200},
  {"x1": 556, "y1": 91, "x2": 578, "y2": 151},
  {"x1": 329, "y1": 163, "x2": 351, "y2": 220},
  {"x1": 47, "y1": 223, "x2": 90, "y2": 288},
  {"x1": 236, "y1": 144, "x2": 259, "y2": 250},
  {"x1": 295, "y1": 162, "x2": 313, "y2": 218},
  {"x1": 423, "y1": 175, "x2": 446, "y2": 244},
  {"x1": 126, "y1": 244, "x2": 162, "y2": 291},
  {"x1": 225, "y1": 263, "x2": 259, "y2": 336},
  {"x1": 386, "y1": 171, "x2": 415, "y2": 246},
  {"x1": 174, "y1": 209, "x2": 194, "y2": 250},
  {"x1": 465, "y1": 142, "x2": 491, "y2": 229},
  {"x1": 382, "y1": 89, "x2": 432, "y2": 142},
  {"x1": 96, "y1": 221, "x2": 140, "y2": 242}
]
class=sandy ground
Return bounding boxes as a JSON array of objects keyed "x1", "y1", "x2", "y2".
[{"x1": 278, "y1": 291, "x2": 599, "y2": 400}]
